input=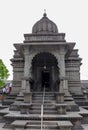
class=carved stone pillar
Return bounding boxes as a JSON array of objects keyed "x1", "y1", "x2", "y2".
[
  {"x1": 21, "y1": 47, "x2": 33, "y2": 103},
  {"x1": 57, "y1": 53, "x2": 65, "y2": 93},
  {"x1": 24, "y1": 48, "x2": 30, "y2": 78},
  {"x1": 59, "y1": 54, "x2": 65, "y2": 78},
  {"x1": 57, "y1": 53, "x2": 70, "y2": 95},
  {"x1": 23, "y1": 47, "x2": 32, "y2": 92},
  {"x1": 59, "y1": 78, "x2": 64, "y2": 93},
  {"x1": 63, "y1": 78, "x2": 71, "y2": 96},
  {"x1": 24, "y1": 48, "x2": 33, "y2": 77},
  {"x1": 59, "y1": 77, "x2": 70, "y2": 96}
]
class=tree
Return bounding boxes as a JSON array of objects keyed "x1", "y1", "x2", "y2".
[{"x1": 0, "y1": 59, "x2": 9, "y2": 88}]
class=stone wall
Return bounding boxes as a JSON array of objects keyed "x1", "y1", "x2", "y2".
[
  {"x1": 11, "y1": 50, "x2": 24, "y2": 94},
  {"x1": 65, "y1": 49, "x2": 82, "y2": 94}
]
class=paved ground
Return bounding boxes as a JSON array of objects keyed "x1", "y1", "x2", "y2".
[
  {"x1": 82, "y1": 124, "x2": 88, "y2": 130},
  {"x1": 0, "y1": 123, "x2": 10, "y2": 130}
]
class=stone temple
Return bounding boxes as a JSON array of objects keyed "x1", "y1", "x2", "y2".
[{"x1": 0, "y1": 13, "x2": 88, "y2": 130}]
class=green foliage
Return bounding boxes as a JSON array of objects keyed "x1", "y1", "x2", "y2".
[{"x1": 0, "y1": 59, "x2": 9, "y2": 88}]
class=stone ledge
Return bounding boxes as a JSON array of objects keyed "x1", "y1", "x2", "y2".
[
  {"x1": 11, "y1": 120, "x2": 73, "y2": 128},
  {"x1": 57, "y1": 121, "x2": 73, "y2": 127},
  {"x1": 20, "y1": 103, "x2": 32, "y2": 107},
  {"x1": 5, "y1": 113, "x2": 82, "y2": 120},
  {"x1": 55, "y1": 103, "x2": 67, "y2": 106}
]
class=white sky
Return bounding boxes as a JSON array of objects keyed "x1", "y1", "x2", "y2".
[{"x1": 0, "y1": 0, "x2": 88, "y2": 80}]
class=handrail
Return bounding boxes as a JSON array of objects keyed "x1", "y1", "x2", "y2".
[
  {"x1": 41, "y1": 104, "x2": 43, "y2": 130},
  {"x1": 43, "y1": 86, "x2": 45, "y2": 105},
  {"x1": 41, "y1": 86, "x2": 45, "y2": 130}
]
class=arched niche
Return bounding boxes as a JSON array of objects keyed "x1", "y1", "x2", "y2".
[{"x1": 31, "y1": 52, "x2": 60, "y2": 91}]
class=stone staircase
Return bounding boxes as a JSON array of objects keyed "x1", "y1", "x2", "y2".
[
  {"x1": 9, "y1": 90, "x2": 74, "y2": 130},
  {"x1": 31, "y1": 92, "x2": 57, "y2": 115},
  {"x1": 11, "y1": 120, "x2": 60, "y2": 130},
  {"x1": 72, "y1": 94, "x2": 88, "y2": 109},
  {"x1": 1, "y1": 86, "x2": 85, "y2": 130},
  {"x1": 2, "y1": 93, "x2": 17, "y2": 106},
  {"x1": 4, "y1": 91, "x2": 62, "y2": 130}
]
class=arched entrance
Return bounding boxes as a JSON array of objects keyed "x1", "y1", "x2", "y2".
[{"x1": 32, "y1": 52, "x2": 59, "y2": 91}]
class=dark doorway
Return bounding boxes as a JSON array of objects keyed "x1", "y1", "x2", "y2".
[
  {"x1": 42, "y1": 70, "x2": 50, "y2": 90},
  {"x1": 32, "y1": 52, "x2": 59, "y2": 92}
]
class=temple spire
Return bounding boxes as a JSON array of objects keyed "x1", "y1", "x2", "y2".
[{"x1": 43, "y1": 9, "x2": 47, "y2": 17}]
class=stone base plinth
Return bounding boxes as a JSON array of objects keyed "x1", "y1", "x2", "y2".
[
  {"x1": 55, "y1": 92, "x2": 64, "y2": 103},
  {"x1": 72, "y1": 126, "x2": 84, "y2": 130},
  {"x1": 66, "y1": 103, "x2": 79, "y2": 112},
  {"x1": 20, "y1": 103, "x2": 32, "y2": 114},
  {"x1": 57, "y1": 121, "x2": 73, "y2": 130},
  {"x1": 56, "y1": 104, "x2": 67, "y2": 114},
  {"x1": 71, "y1": 118, "x2": 83, "y2": 130},
  {"x1": 24, "y1": 92, "x2": 32, "y2": 103}
]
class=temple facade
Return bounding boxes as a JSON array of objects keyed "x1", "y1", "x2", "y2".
[
  {"x1": 11, "y1": 12, "x2": 82, "y2": 95},
  {"x1": 1, "y1": 13, "x2": 88, "y2": 130}
]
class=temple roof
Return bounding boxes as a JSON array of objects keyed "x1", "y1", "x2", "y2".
[{"x1": 32, "y1": 13, "x2": 58, "y2": 34}]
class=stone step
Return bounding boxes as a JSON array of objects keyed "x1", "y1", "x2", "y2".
[
  {"x1": 5, "y1": 113, "x2": 81, "y2": 121},
  {"x1": 64, "y1": 97, "x2": 73, "y2": 101},
  {"x1": 30, "y1": 108, "x2": 57, "y2": 112},
  {"x1": 32, "y1": 98, "x2": 55, "y2": 101},
  {"x1": 25, "y1": 124, "x2": 58, "y2": 129},
  {"x1": 33, "y1": 97, "x2": 55, "y2": 99},
  {"x1": 32, "y1": 100, "x2": 56, "y2": 103},
  {"x1": 75, "y1": 101, "x2": 88, "y2": 106},
  {"x1": 4, "y1": 97, "x2": 15, "y2": 100},
  {"x1": 11, "y1": 120, "x2": 59, "y2": 129},
  {"x1": 33, "y1": 92, "x2": 55, "y2": 95},
  {"x1": 33, "y1": 96, "x2": 55, "y2": 100},
  {"x1": 33, "y1": 95, "x2": 55, "y2": 97},
  {"x1": 12, "y1": 120, "x2": 59, "y2": 124},
  {"x1": 22, "y1": 128, "x2": 60, "y2": 130},
  {"x1": 31, "y1": 103, "x2": 56, "y2": 107},
  {"x1": 72, "y1": 95, "x2": 85, "y2": 101},
  {"x1": 16, "y1": 97, "x2": 24, "y2": 101},
  {"x1": 33, "y1": 93, "x2": 54, "y2": 95},
  {"x1": 31, "y1": 106, "x2": 56, "y2": 110},
  {"x1": 30, "y1": 110, "x2": 57, "y2": 114},
  {"x1": 82, "y1": 106, "x2": 88, "y2": 109},
  {"x1": 2, "y1": 100, "x2": 14, "y2": 105},
  {"x1": 32, "y1": 96, "x2": 55, "y2": 99}
]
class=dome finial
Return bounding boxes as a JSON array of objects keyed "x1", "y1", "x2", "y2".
[
  {"x1": 43, "y1": 9, "x2": 47, "y2": 17},
  {"x1": 32, "y1": 11, "x2": 58, "y2": 34}
]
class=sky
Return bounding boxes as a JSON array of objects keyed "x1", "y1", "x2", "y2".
[{"x1": 0, "y1": 0, "x2": 88, "y2": 80}]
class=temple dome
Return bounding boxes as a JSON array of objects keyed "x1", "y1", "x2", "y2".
[{"x1": 32, "y1": 13, "x2": 58, "y2": 34}]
